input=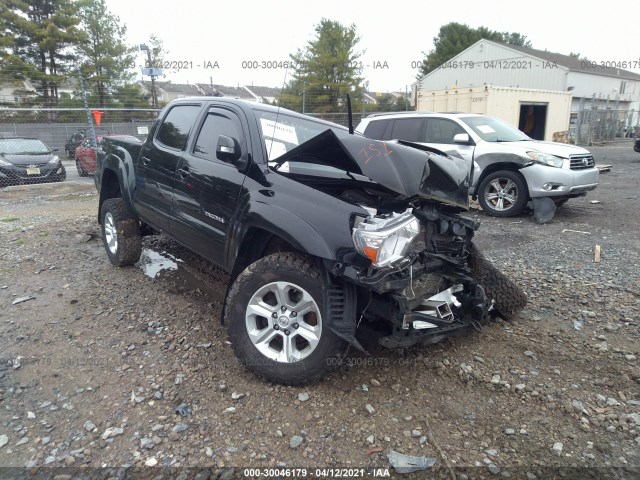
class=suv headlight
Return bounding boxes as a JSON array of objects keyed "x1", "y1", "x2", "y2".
[
  {"x1": 526, "y1": 151, "x2": 563, "y2": 168},
  {"x1": 352, "y1": 210, "x2": 420, "y2": 268},
  {"x1": 48, "y1": 155, "x2": 60, "y2": 164}
]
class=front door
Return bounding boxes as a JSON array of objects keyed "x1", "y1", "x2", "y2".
[{"x1": 170, "y1": 105, "x2": 248, "y2": 266}]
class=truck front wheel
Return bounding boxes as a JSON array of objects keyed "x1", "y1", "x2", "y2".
[
  {"x1": 100, "y1": 198, "x2": 142, "y2": 266},
  {"x1": 224, "y1": 253, "x2": 347, "y2": 385}
]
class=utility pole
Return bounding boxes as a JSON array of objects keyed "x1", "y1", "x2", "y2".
[
  {"x1": 302, "y1": 79, "x2": 306, "y2": 114},
  {"x1": 139, "y1": 43, "x2": 158, "y2": 108}
]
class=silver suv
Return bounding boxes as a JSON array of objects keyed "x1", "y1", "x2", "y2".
[{"x1": 356, "y1": 113, "x2": 599, "y2": 217}]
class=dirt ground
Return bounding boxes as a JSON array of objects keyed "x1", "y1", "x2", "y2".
[{"x1": 0, "y1": 144, "x2": 639, "y2": 479}]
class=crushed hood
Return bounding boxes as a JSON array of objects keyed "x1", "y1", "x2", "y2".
[{"x1": 272, "y1": 130, "x2": 470, "y2": 209}]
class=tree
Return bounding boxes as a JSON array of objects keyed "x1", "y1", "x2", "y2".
[
  {"x1": 281, "y1": 19, "x2": 364, "y2": 113},
  {"x1": 417, "y1": 22, "x2": 532, "y2": 77},
  {"x1": 369, "y1": 93, "x2": 410, "y2": 113},
  {"x1": 76, "y1": 0, "x2": 136, "y2": 108},
  {"x1": 148, "y1": 34, "x2": 168, "y2": 67},
  {"x1": 0, "y1": 0, "x2": 84, "y2": 107}
]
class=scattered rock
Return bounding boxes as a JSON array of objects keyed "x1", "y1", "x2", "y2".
[
  {"x1": 365, "y1": 404, "x2": 375, "y2": 415},
  {"x1": 0, "y1": 435, "x2": 8, "y2": 449},
  {"x1": 504, "y1": 428, "x2": 516, "y2": 435},
  {"x1": 27, "y1": 412, "x2": 35, "y2": 419},
  {"x1": 298, "y1": 392, "x2": 309, "y2": 402},
  {"x1": 366, "y1": 435, "x2": 375, "y2": 445},
  {"x1": 290, "y1": 435, "x2": 304, "y2": 448},
  {"x1": 232, "y1": 392, "x2": 246, "y2": 400},
  {"x1": 83, "y1": 421, "x2": 96, "y2": 432},
  {"x1": 100, "y1": 427, "x2": 124, "y2": 440},
  {"x1": 551, "y1": 442, "x2": 563, "y2": 457},
  {"x1": 174, "y1": 403, "x2": 191, "y2": 416},
  {"x1": 145, "y1": 457, "x2": 158, "y2": 467}
]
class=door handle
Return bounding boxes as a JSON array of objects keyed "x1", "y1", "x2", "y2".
[
  {"x1": 141, "y1": 156, "x2": 151, "y2": 166},
  {"x1": 177, "y1": 166, "x2": 191, "y2": 178}
]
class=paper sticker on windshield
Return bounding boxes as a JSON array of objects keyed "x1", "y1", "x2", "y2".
[
  {"x1": 261, "y1": 119, "x2": 298, "y2": 145},
  {"x1": 477, "y1": 125, "x2": 496, "y2": 134},
  {"x1": 265, "y1": 140, "x2": 287, "y2": 160}
]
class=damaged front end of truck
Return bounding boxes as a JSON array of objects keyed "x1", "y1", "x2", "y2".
[{"x1": 269, "y1": 129, "x2": 527, "y2": 351}]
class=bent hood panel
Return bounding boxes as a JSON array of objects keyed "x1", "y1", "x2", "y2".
[{"x1": 273, "y1": 130, "x2": 470, "y2": 209}]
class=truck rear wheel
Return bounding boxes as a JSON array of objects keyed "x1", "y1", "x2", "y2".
[
  {"x1": 224, "y1": 252, "x2": 347, "y2": 385},
  {"x1": 100, "y1": 198, "x2": 142, "y2": 267}
]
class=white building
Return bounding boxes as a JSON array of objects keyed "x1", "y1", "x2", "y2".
[{"x1": 413, "y1": 40, "x2": 640, "y2": 138}]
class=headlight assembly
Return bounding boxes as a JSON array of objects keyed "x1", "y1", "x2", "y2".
[
  {"x1": 526, "y1": 151, "x2": 564, "y2": 168},
  {"x1": 352, "y1": 209, "x2": 420, "y2": 268},
  {"x1": 48, "y1": 155, "x2": 60, "y2": 164}
]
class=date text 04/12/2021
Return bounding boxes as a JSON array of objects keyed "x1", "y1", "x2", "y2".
[{"x1": 242, "y1": 468, "x2": 391, "y2": 478}]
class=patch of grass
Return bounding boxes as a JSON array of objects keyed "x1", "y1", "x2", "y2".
[
  {"x1": 0, "y1": 217, "x2": 19, "y2": 222},
  {"x1": 39, "y1": 231, "x2": 49, "y2": 237},
  {"x1": 14, "y1": 238, "x2": 25, "y2": 245}
]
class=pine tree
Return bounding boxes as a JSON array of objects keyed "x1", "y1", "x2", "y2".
[
  {"x1": 0, "y1": 0, "x2": 84, "y2": 107},
  {"x1": 282, "y1": 19, "x2": 364, "y2": 114}
]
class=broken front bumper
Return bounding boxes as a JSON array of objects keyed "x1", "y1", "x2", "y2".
[{"x1": 522, "y1": 164, "x2": 599, "y2": 198}]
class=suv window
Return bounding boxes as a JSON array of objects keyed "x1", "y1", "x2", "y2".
[
  {"x1": 390, "y1": 118, "x2": 424, "y2": 142},
  {"x1": 363, "y1": 119, "x2": 390, "y2": 140},
  {"x1": 156, "y1": 105, "x2": 201, "y2": 150},
  {"x1": 424, "y1": 118, "x2": 465, "y2": 144},
  {"x1": 193, "y1": 108, "x2": 244, "y2": 160}
]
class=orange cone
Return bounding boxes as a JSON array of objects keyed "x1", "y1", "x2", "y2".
[{"x1": 91, "y1": 110, "x2": 103, "y2": 126}]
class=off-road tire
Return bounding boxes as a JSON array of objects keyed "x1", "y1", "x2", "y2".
[
  {"x1": 478, "y1": 170, "x2": 529, "y2": 217},
  {"x1": 224, "y1": 252, "x2": 347, "y2": 386},
  {"x1": 100, "y1": 198, "x2": 142, "y2": 267},
  {"x1": 468, "y1": 244, "x2": 527, "y2": 320}
]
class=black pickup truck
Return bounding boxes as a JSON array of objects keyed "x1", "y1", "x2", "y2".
[{"x1": 95, "y1": 97, "x2": 526, "y2": 385}]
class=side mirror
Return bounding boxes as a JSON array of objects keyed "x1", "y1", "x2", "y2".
[
  {"x1": 453, "y1": 133, "x2": 471, "y2": 144},
  {"x1": 216, "y1": 135, "x2": 242, "y2": 163}
]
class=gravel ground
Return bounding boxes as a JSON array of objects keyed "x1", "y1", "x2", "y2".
[{"x1": 0, "y1": 144, "x2": 639, "y2": 479}]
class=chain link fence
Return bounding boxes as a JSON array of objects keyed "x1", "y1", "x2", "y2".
[
  {"x1": 571, "y1": 102, "x2": 639, "y2": 146},
  {"x1": 0, "y1": 108, "x2": 159, "y2": 188}
]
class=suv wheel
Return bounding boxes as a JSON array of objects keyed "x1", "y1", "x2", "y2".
[
  {"x1": 76, "y1": 159, "x2": 86, "y2": 177},
  {"x1": 224, "y1": 252, "x2": 347, "y2": 385},
  {"x1": 478, "y1": 170, "x2": 528, "y2": 217},
  {"x1": 100, "y1": 198, "x2": 142, "y2": 266}
]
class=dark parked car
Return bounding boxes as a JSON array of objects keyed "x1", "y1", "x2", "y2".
[
  {"x1": 75, "y1": 134, "x2": 141, "y2": 176},
  {"x1": 0, "y1": 138, "x2": 66, "y2": 187},
  {"x1": 634, "y1": 136, "x2": 640, "y2": 153}
]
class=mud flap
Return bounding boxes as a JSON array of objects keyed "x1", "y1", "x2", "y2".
[
  {"x1": 321, "y1": 267, "x2": 367, "y2": 353},
  {"x1": 532, "y1": 197, "x2": 557, "y2": 224}
]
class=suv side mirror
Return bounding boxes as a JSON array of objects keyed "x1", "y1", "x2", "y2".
[
  {"x1": 216, "y1": 135, "x2": 242, "y2": 163},
  {"x1": 453, "y1": 133, "x2": 471, "y2": 144}
]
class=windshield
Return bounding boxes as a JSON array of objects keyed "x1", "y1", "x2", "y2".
[
  {"x1": 254, "y1": 109, "x2": 347, "y2": 160},
  {"x1": 460, "y1": 116, "x2": 530, "y2": 142},
  {"x1": 0, "y1": 139, "x2": 50, "y2": 154}
]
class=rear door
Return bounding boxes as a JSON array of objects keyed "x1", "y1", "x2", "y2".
[
  {"x1": 422, "y1": 118, "x2": 473, "y2": 162},
  {"x1": 170, "y1": 104, "x2": 248, "y2": 265},
  {"x1": 133, "y1": 103, "x2": 201, "y2": 231}
]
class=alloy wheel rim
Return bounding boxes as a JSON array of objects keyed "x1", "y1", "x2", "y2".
[
  {"x1": 245, "y1": 281, "x2": 322, "y2": 363},
  {"x1": 104, "y1": 212, "x2": 118, "y2": 254},
  {"x1": 485, "y1": 178, "x2": 518, "y2": 211}
]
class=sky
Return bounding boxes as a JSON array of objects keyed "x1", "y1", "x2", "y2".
[{"x1": 104, "y1": 0, "x2": 640, "y2": 93}]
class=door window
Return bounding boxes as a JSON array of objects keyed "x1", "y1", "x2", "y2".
[
  {"x1": 156, "y1": 105, "x2": 201, "y2": 150},
  {"x1": 193, "y1": 109, "x2": 244, "y2": 160},
  {"x1": 423, "y1": 118, "x2": 465, "y2": 144},
  {"x1": 363, "y1": 119, "x2": 390, "y2": 140},
  {"x1": 390, "y1": 118, "x2": 424, "y2": 142}
]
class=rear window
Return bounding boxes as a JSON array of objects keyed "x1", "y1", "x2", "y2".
[
  {"x1": 363, "y1": 119, "x2": 390, "y2": 140},
  {"x1": 156, "y1": 105, "x2": 201, "y2": 149},
  {"x1": 390, "y1": 118, "x2": 424, "y2": 142}
]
